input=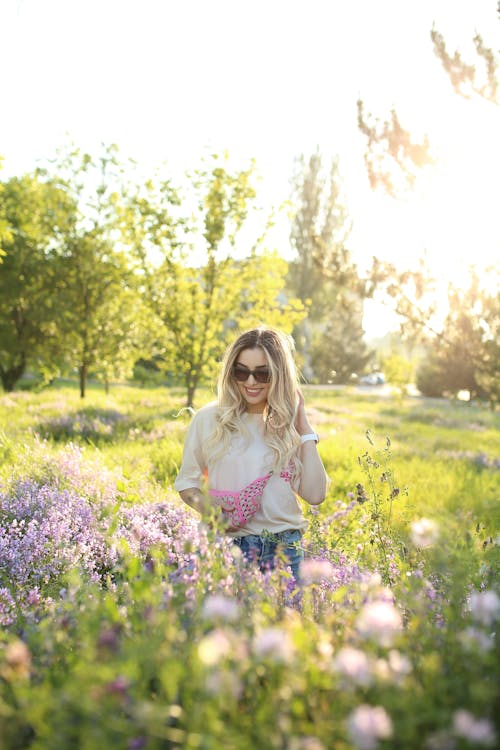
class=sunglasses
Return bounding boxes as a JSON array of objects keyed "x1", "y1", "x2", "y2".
[{"x1": 233, "y1": 364, "x2": 271, "y2": 384}]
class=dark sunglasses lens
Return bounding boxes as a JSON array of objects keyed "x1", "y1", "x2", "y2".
[
  {"x1": 233, "y1": 366, "x2": 271, "y2": 383},
  {"x1": 254, "y1": 370, "x2": 271, "y2": 383}
]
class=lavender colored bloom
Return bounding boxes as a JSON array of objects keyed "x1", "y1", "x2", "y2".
[
  {"x1": 332, "y1": 647, "x2": 373, "y2": 686},
  {"x1": 468, "y1": 590, "x2": 500, "y2": 627},
  {"x1": 452, "y1": 710, "x2": 496, "y2": 746},
  {"x1": 347, "y1": 705, "x2": 393, "y2": 750}
]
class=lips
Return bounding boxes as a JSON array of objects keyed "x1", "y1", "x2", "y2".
[{"x1": 245, "y1": 388, "x2": 262, "y2": 397}]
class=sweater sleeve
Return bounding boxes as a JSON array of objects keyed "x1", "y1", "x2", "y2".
[{"x1": 174, "y1": 409, "x2": 210, "y2": 492}]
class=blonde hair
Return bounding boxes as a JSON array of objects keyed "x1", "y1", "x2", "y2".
[{"x1": 205, "y1": 327, "x2": 302, "y2": 481}]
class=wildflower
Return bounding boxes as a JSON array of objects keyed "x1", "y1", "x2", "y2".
[
  {"x1": 458, "y1": 627, "x2": 494, "y2": 652},
  {"x1": 205, "y1": 668, "x2": 243, "y2": 698},
  {"x1": 4, "y1": 640, "x2": 32, "y2": 679},
  {"x1": 468, "y1": 589, "x2": 500, "y2": 627},
  {"x1": 410, "y1": 518, "x2": 439, "y2": 548},
  {"x1": 332, "y1": 647, "x2": 372, "y2": 686},
  {"x1": 452, "y1": 710, "x2": 496, "y2": 746},
  {"x1": 289, "y1": 738, "x2": 325, "y2": 750},
  {"x1": 347, "y1": 704, "x2": 393, "y2": 750},
  {"x1": 197, "y1": 629, "x2": 233, "y2": 666},
  {"x1": 356, "y1": 601, "x2": 403, "y2": 647},
  {"x1": 299, "y1": 558, "x2": 336, "y2": 584},
  {"x1": 252, "y1": 627, "x2": 295, "y2": 663},
  {"x1": 201, "y1": 594, "x2": 239, "y2": 622}
]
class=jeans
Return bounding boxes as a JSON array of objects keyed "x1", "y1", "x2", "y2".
[{"x1": 232, "y1": 529, "x2": 303, "y2": 580}]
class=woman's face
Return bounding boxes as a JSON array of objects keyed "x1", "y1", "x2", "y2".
[{"x1": 234, "y1": 347, "x2": 271, "y2": 413}]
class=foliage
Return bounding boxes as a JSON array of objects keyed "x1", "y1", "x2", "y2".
[
  {"x1": 415, "y1": 269, "x2": 500, "y2": 406},
  {"x1": 287, "y1": 151, "x2": 367, "y2": 381},
  {"x1": 0, "y1": 386, "x2": 498, "y2": 749},
  {"x1": 0, "y1": 172, "x2": 77, "y2": 391},
  {"x1": 430, "y1": 23, "x2": 499, "y2": 104},
  {"x1": 310, "y1": 304, "x2": 373, "y2": 384},
  {"x1": 127, "y1": 152, "x2": 305, "y2": 407},
  {"x1": 356, "y1": 100, "x2": 434, "y2": 196}
]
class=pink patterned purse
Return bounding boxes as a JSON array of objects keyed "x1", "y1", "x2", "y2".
[{"x1": 209, "y1": 465, "x2": 293, "y2": 528}]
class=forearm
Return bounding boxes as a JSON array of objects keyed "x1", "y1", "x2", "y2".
[
  {"x1": 295, "y1": 402, "x2": 328, "y2": 505},
  {"x1": 298, "y1": 441, "x2": 328, "y2": 505}
]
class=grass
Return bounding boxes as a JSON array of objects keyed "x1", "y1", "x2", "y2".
[{"x1": 0, "y1": 380, "x2": 499, "y2": 749}]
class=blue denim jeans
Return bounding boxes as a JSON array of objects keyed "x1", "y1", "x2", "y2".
[{"x1": 232, "y1": 529, "x2": 303, "y2": 580}]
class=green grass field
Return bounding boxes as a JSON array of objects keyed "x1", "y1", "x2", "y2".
[{"x1": 0, "y1": 382, "x2": 498, "y2": 749}]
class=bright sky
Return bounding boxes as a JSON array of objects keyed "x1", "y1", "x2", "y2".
[{"x1": 1, "y1": 0, "x2": 499, "y2": 338}]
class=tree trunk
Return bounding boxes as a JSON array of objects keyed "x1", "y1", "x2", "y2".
[
  {"x1": 0, "y1": 356, "x2": 26, "y2": 392},
  {"x1": 79, "y1": 364, "x2": 88, "y2": 398}
]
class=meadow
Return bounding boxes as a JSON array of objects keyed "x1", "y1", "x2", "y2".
[{"x1": 0, "y1": 382, "x2": 498, "y2": 750}]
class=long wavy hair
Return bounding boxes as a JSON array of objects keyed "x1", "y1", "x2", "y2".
[{"x1": 205, "y1": 327, "x2": 302, "y2": 481}]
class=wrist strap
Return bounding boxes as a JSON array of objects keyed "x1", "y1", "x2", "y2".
[{"x1": 300, "y1": 433, "x2": 319, "y2": 444}]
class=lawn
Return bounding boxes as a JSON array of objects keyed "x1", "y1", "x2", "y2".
[{"x1": 0, "y1": 382, "x2": 498, "y2": 749}]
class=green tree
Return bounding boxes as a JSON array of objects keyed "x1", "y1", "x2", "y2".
[
  {"x1": 416, "y1": 271, "x2": 499, "y2": 406},
  {"x1": 0, "y1": 173, "x2": 76, "y2": 391},
  {"x1": 310, "y1": 303, "x2": 373, "y2": 384},
  {"x1": 287, "y1": 151, "x2": 368, "y2": 380},
  {"x1": 44, "y1": 143, "x2": 154, "y2": 397},
  {"x1": 125, "y1": 153, "x2": 305, "y2": 407}
]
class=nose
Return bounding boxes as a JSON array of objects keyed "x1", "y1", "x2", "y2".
[{"x1": 246, "y1": 373, "x2": 258, "y2": 385}]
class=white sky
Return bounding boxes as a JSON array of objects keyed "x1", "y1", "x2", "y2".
[{"x1": 1, "y1": 0, "x2": 499, "y2": 337}]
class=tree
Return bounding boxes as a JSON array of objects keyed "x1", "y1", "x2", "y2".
[
  {"x1": 0, "y1": 173, "x2": 76, "y2": 391},
  {"x1": 287, "y1": 151, "x2": 368, "y2": 380},
  {"x1": 124, "y1": 152, "x2": 305, "y2": 407},
  {"x1": 44, "y1": 143, "x2": 154, "y2": 397},
  {"x1": 310, "y1": 303, "x2": 373, "y2": 384},
  {"x1": 357, "y1": 11, "x2": 499, "y2": 404},
  {"x1": 416, "y1": 270, "x2": 499, "y2": 406}
]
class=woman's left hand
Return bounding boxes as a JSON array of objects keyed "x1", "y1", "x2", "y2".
[{"x1": 295, "y1": 388, "x2": 314, "y2": 435}]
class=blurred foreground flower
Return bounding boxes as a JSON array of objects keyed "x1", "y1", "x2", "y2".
[
  {"x1": 3, "y1": 639, "x2": 31, "y2": 679},
  {"x1": 347, "y1": 704, "x2": 393, "y2": 750},
  {"x1": 252, "y1": 627, "x2": 295, "y2": 663},
  {"x1": 197, "y1": 629, "x2": 233, "y2": 666},
  {"x1": 332, "y1": 647, "x2": 372, "y2": 686},
  {"x1": 468, "y1": 589, "x2": 500, "y2": 627},
  {"x1": 356, "y1": 601, "x2": 403, "y2": 647},
  {"x1": 410, "y1": 518, "x2": 439, "y2": 548},
  {"x1": 201, "y1": 594, "x2": 239, "y2": 623},
  {"x1": 452, "y1": 710, "x2": 496, "y2": 746},
  {"x1": 299, "y1": 558, "x2": 336, "y2": 584}
]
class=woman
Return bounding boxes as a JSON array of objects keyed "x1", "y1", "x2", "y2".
[{"x1": 174, "y1": 327, "x2": 328, "y2": 578}]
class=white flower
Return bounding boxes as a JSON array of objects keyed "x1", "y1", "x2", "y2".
[
  {"x1": 197, "y1": 629, "x2": 233, "y2": 666},
  {"x1": 356, "y1": 601, "x2": 403, "y2": 647},
  {"x1": 410, "y1": 518, "x2": 439, "y2": 548},
  {"x1": 468, "y1": 589, "x2": 500, "y2": 627},
  {"x1": 252, "y1": 627, "x2": 295, "y2": 663},
  {"x1": 332, "y1": 647, "x2": 373, "y2": 686},
  {"x1": 459, "y1": 627, "x2": 495, "y2": 652},
  {"x1": 452, "y1": 710, "x2": 496, "y2": 746},
  {"x1": 347, "y1": 705, "x2": 393, "y2": 750},
  {"x1": 387, "y1": 649, "x2": 412, "y2": 678},
  {"x1": 201, "y1": 594, "x2": 240, "y2": 622}
]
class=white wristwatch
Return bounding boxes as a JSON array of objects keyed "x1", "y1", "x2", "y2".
[{"x1": 300, "y1": 432, "x2": 319, "y2": 444}]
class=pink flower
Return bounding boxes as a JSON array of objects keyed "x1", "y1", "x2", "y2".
[
  {"x1": 299, "y1": 558, "x2": 336, "y2": 584},
  {"x1": 356, "y1": 601, "x2": 403, "y2": 647},
  {"x1": 347, "y1": 705, "x2": 393, "y2": 750},
  {"x1": 201, "y1": 594, "x2": 239, "y2": 622},
  {"x1": 332, "y1": 647, "x2": 373, "y2": 686},
  {"x1": 468, "y1": 590, "x2": 500, "y2": 627},
  {"x1": 252, "y1": 627, "x2": 295, "y2": 662},
  {"x1": 452, "y1": 710, "x2": 496, "y2": 746}
]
